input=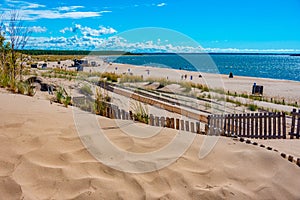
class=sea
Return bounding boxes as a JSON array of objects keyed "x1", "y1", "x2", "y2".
[{"x1": 106, "y1": 54, "x2": 300, "y2": 82}]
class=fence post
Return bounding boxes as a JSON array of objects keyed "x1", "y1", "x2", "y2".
[
  {"x1": 225, "y1": 115, "x2": 230, "y2": 136},
  {"x1": 231, "y1": 114, "x2": 235, "y2": 136},
  {"x1": 263, "y1": 112, "x2": 267, "y2": 139},
  {"x1": 176, "y1": 119, "x2": 180, "y2": 130},
  {"x1": 242, "y1": 114, "x2": 246, "y2": 137},
  {"x1": 277, "y1": 112, "x2": 281, "y2": 139},
  {"x1": 191, "y1": 122, "x2": 195, "y2": 133},
  {"x1": 117, "y1": 109, "x2": 121, "y2": 119},
  {"x1": 220, "y1": 116, "x2": 225, "y2": 135},
  {"x1": 166, "y1": 117, "x2": 170, "y2": 128},
  {"x1": 238, "y1": 114, "x2": 242, "y2": 137},
  {"x1": 121, "y1": 110, "x2": 125, "y2": 120},
  {"x1": 149, "y1": 114, "x2": 154, "y2": 126},
  {"x1": 206, "y1": 115, "x2": 211, "y2": 135},
  {"x1": 259, "y1": 113, "x2": 263, "y2": 139},
  {"x1": 106, "y1": 105, "x2": 111, "y2": 118},
  {"x1": 296, "y1": 109, "x2": 300, "y2": 139},
  {"x1": 111, "y1": 105, "x2": 116, "y2": 119},
  {"x1": 273, "y1": 112, "x2": 277, "y2": 139},
  {"x1": 155, "y1": 116, "x2": 160, "y2": 126},
  {"x1": 161, "y1": 117, "x2": 166, "y2": 127},
  {"x1": 250, "y1": 113, "x2": 255, "y2": 138},
  {"x1": 282, "y1": 112, "x2": 286, "y2": 139},
  {"x1": 268, "y1": 112, "x2": 272, "y2": 139},
  {"x1": 170, "y1": 118, "x2": 175, "y2": 129},
  {"x1": 181, "y1": 120, "x2": 185, "y2": 131},
  {"x1": 246, "y1": 113, "x2": 250, "y2": 138},
  {"x1": 196, "y1": 122, "x2": 200, "y2": 134},
  {"x1": 255, "y1": 113, "x2": 259, "y2": 139},
  {"x1": 185, "y1": 121, "x2": 190, "y2": 132}
]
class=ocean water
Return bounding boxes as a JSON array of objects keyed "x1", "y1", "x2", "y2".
[{"x1": 107, "y1": 54, "x2": 300, "y2": 82}]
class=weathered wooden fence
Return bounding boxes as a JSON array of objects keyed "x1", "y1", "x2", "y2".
[
  {"x1": 207, "y1": 112, "x2": 287, "y2": 139},
  {"x1": 72, "y1": 96, "x2": 204, "y2": 134},
  {"x1": 290, "y1": 109, "x2": 300, "y2": 139},
  {"x1": 73, "y1": 96, "x2": 300, "y2": 140},
  {"x1": 148, "y1": 114, "x2": 202, "y2": 133}
]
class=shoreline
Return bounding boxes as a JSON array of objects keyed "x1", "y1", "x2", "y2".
[
  {"x1": 79, "y1": 57, "x2": 300, "y2": 103},
  {"x1": 111, "y1": 61, "x2": 300, "y2": 83}
]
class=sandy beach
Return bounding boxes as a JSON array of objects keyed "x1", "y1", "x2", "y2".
[
  {"x1": 1, "y1": 0, "x2": 300, "y2": 198},
  {"x1": 0, "y1": 57, "x2": 299, "y2": 199},
  {"x1": 74, "y1": 57, "x2": 300, "y2": 104},
  {"x1": 1, "y1": 89, "x2": 300, "y2": 199}
]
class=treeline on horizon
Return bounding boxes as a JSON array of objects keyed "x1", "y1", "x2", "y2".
[
  {"x1": 17, "y1": 50, "x2": 136, "y2": 56},
  {"x1": 17, "y1": 49, "x2": 299, "y2": 56}
]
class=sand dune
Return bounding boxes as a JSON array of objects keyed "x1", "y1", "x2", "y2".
[{"x1": 1, "y1": 92, "x2": 300, "y2": 199}]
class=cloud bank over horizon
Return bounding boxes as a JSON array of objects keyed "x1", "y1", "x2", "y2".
[{"x1": 1, "y1": 0, "x2": 299, "y2": 53}]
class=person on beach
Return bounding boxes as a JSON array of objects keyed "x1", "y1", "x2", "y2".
[{"x1": 48, "y1": 85, "x2": 53, "y2": 95}]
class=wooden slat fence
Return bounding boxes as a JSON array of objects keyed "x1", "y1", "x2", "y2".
[
  {"x1": 73, "y1": 96, "x2": 204, "y2": 134},
  {"x1": 290, "y1": 109, "x2": 300, "y2": 139},
  {"x1": 73, "y1": 96, "x2": 299, "y2": 140},
  {"x1": 207, "y1": 112, "x2": 287, "y2": 139}
]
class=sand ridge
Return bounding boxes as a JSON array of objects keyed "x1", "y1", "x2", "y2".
[{"x1": 1, "y1": 92, "x2": 300, "y2": 199}]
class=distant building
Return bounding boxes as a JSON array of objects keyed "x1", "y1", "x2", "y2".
[
  {"x1": 31, "y1": 64, "x2": 38, "y2": 68},
  {"x1": 91, "y1": 61, "x2": 96, "y2": 67},
  {"x1": 74, "y1": 59, "x2": 85, "y2": 71}
]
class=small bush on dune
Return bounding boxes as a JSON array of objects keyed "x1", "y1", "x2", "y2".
[
  {"x1": 248, "y1": 104, "x2": 258, "y2": 111},
  {"x1": 17, "y1": 82, "x2": 26, "y2": 94},
  {"x1": 56, "y1": 87, "x2": 64, "y2": 104},
  {"x1": 55, "y1": 86, "x2": 72, "y2": 107},
  {"x1": 101, "y1": 72, "x2": 120, "y2": 82},
  {"x1": 119, "y1": 75, "x2": 144, "y2": 83},
  {"x1": 80, "y1": 84, "x2": 93, "y2": 96},
  {"x1": 130, "y1": 102, "x2": 149, "y2": 124},
  {"x1": 94, "y1": 87, "x2": 111, "y2": 116},
  {"x1": 63, "y1": 96, "x2": 72, "y2": 108}
]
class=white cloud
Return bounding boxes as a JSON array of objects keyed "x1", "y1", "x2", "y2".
[
  {"x1": 1, "y1": 0, "x2": 108, "y2": 20},
  {"x1": 60, "y1": 24, "x2": 117, "y2": 36},
  {"x1": 157, "y1": 3, "x2": 167, "y2": 7},
  {"x1": 25, "y1": 35, "x2": 300, "y2": 54},
  {"x1": 29, "y1": 26, "x2": 47, "y2": 33},
  {"x1": 15, "y1": 10, "x2": 102, "y2": 20},
  {"x1": 57, "y1": 6, "x2": 84, "y2": 11}
]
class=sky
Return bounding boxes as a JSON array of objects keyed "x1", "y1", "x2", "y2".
[{"x1": 0, "y1": 0, "x2": 300, "y2": 53}]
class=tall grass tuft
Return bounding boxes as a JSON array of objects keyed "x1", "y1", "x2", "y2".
[{"x1": 130, "y1": 102, "x2": 149, "y2": 124}]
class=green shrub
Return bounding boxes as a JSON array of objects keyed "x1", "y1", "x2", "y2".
[
  {"x1": 27, "y1": 85, "x2": 35, "y2": 96},
  {"x1": 80, "y1": 84, "x2": 93, "y2": 96},
  {"x1": 55, "y1": 86, "x2": 71, "y2": 107},
  {"x1": 56, "y1": 87, "x2": 64, "y2": 104},
  {"x1": 202, "y1": 85, "x2": 209, "y2": 92},
  {"x1": 101, "y1": 72, "x2": 120, "y2": 82},
  {"x1": 131, "y1": 102, "x2": 149, "y2": 124},
  {"x1": 180, "y1": 82, "x2": 192, "y2": 93},
  {"x1": 17, "y1": 82, "x2": 26, "y2": 94},
  {"x1": 63, "y1": 96, "x2": 72, "y2": 107},
  {"x1": 248, "y1": 104, "x2": 258, "y2": 111},
  {"x1": 119, "y1": 75, "x2": 144, "y2": 83},
  {"x1": 94, "y1": 87, "x2": 111, "y2": 116}
]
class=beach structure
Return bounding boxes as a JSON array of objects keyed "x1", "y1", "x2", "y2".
[
  {"x1": 74, "y1": 59, "x2": 87, "y2": 71},
  {"x1": 31, "y1": 64, "x2": 38, "y2": 68},
  {"x1": 91, "y1": 61, "x2": 96, "y2": 67},
  {"x1": 42, "y1": 63, "x2": 47, "y2": 69},
  {"x1": 252, "y1": 83, "x2": 264, "y2": 95}
]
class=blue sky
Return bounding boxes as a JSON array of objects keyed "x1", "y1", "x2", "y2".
[{"x1": 1, "y1": 0, "x2": 300, "y2": 52}]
